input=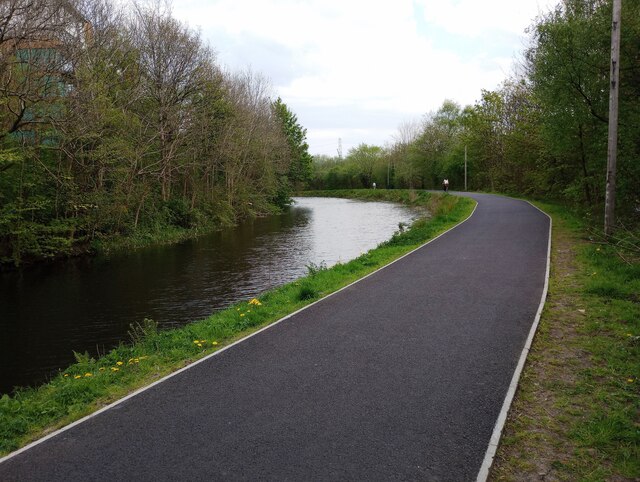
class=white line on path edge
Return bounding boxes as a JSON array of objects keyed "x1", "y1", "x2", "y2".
[
  {"x1": 1, "y1": 199, "x2": 480, "y2": 465},
  {"x1": 476, "y1": 201, "x2": 553, "y2": 482}
]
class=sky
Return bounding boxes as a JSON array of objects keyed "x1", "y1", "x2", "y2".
[{"x1": 171, "y1": 0, "x2": 558, "y2": 157}]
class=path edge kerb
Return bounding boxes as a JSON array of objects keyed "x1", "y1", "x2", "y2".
[
  {"x1": 0, "y1": 196, "x2": 479, "y2": 464},
  {"x1": 476, "y1": 201, "x2": 553, "y2": 482}
]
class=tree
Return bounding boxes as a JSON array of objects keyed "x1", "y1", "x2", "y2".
[
  {"x1": 525, "y1": 0, "x2": 640, "y2": 213},
  {"x1": 409, "y1": 100, "x2": 463, "y2": 189},
  {"x1": 129, "y1": 1, "x2": 211, "y2": 202},
  {"x1": 346, "y1": 143, "x2": 384, "y2": 188},
  {"x1": 0, "y1": 0, "x2": 300, "y2": 265},
  {"x1": 271, "y1": 97, "x2": 312, "y2": 190}
]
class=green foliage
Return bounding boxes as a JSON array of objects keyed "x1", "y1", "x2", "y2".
[
  {"x1": 297, "y1": 282, "x2": 319, "y2": 301},
  {"x1": 272, "y1": 97, "x2": 313, "y2": 189},
  {"x1": 128, "y1": 318, "x2": 159, "y2": 345},
  {"x1": 305, "y1": 261, "x2": 328, "y2": 276},
  {"x1": 309, "y1": 144, "x2": 389, "y2": 190},
  {"x1": 0, "y1": 4, "x2": 312, "y2": 267}
]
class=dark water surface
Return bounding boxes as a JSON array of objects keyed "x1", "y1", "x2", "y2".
[{"x1": 0, "y1": 197, "x2": 420, "y2": 394}]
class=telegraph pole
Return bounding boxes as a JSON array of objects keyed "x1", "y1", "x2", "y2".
[
  {"x1": 604, "y1": 0, "x2": 621, "y2": 236},
  {"x1": 464, "y1": 145, "x2": 468, "y2": 191}
]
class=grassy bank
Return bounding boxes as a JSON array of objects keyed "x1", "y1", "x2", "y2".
[
  {"x1": 297, "y1": 188, "x2": 433, "y2": 205},
  {"x1": 490, "y1": 203, "x2": 639, "y2": 480},
  {"x1": 0, "y1": 190, "x2": 474, "y2": 456}
]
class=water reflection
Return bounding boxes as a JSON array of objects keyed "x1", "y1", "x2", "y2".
[{"x1": 0, "y1": 197, "x2": 419, "y2": 393}]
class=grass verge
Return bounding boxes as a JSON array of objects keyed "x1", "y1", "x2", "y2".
[
  {"x1": 0, "y1": 190, "x2": 474, "y2": 456},
  {"x1": 490, "y1": 202, "x2": 639, "y2": 480},
  {"x1": 297, "y1": 188, "x2": 434, "y2": 205}
]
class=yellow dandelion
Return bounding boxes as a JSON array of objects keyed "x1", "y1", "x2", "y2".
[
  {"x1": 627, "y1": 378, "x2": 635, "y2": 383},
  {"x1": 212, "y1": 341, "x2": 219, "y2": 346},
  {"x1": 116, "y1": 361, "x2": 123, "y2": 366},
  {"x1": 196, "y1": 343, "x2": 202, "y2": 348},
  {"x1": 74, "y1": 375, "x2": 81, "y2": 379},
  {"x1": 240, "y1": 313, "x2": 245, "y2": 317},
  {"x1": 111, "y1": 367, "x2": 119, "y2": 372},
  {"x1": 84, "y1": 373, "x2": 92, "y2": 377},
  {"x1": 134, "y1": 358, "x2": 140, "y2": 363},
  {"x1": 99, "y1": 367, "x2": 106, "y2": 371},
  {"x1": 63, "y1": 373, "x2": 69, "y2": 377},
  {"x1": 193, "y1": 340, "x2": 199, "y2": 344}
]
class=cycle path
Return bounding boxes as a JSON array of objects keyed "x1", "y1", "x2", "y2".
[{"x1": 0, "y1": 193, "x2": 551, "y2": 481}]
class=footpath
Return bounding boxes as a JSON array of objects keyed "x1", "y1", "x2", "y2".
[{"x1": 0, "y1": 193, "x2": 551, "y2": 481}]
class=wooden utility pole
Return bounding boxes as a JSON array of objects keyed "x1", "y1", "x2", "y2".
[
  {"x1": 464, "y1": 145, "x2": 468, "y2": 191},
  {"x1": 604, "y1": 0, "x2": 622, "y2": 236}
]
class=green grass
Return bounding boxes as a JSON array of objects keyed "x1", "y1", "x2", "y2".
[
  {"x1": 91, "y1": 224, "x2": 207, "y2": 256},
  {"x1": 298, "y1": 188, "x2": 434, "y2": 205},
  {"x1": 491, "y1": 202, "x2": 639, "y2": 481},
  {"x1": 0, "y1": 190, "x2": 475, "y2": 456}
]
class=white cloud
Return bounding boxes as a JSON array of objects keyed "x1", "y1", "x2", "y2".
[
  {"x1": 172, "y1": 0, "x2": 558, "y2": 156},
  {"x1": 418, "y1": 0, "x2": 557, "y2": 37}
]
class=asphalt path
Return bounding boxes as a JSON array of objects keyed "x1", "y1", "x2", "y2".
[{"x1": 0, "y1": 193, "x2": 551, "y2": 481}]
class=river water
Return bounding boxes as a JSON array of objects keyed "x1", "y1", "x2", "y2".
[{"x1": 0, "y1": 197, "x2": 420, "y2": 394}]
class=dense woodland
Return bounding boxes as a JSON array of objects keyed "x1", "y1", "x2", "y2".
[
  {"x1": 311, "y1": 0, "x2": 639, "y2": 226},
  {"x1": 1, "y1": 0, "x2": 638, "y2": 267},
  {"x1": 0, "y1": 0, "x2": 311, "y2": 266}
]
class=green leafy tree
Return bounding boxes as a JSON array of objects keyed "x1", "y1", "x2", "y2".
[
  {"x1": 525, "y1": 0, "x2": 640, "y2": 212},
  {"x1": 409, "y1": 100, "x2": 463, "y2": 189},
  {"x1": 272, "y1": 97, "x2": 312, "y2": 189},
  {"x1": 345, "y1": 143, "x2": 384, "y2": 188}
]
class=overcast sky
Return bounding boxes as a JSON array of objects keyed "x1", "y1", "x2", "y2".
[{"x1": 172, "y1": 0, "x2": 557, "y2": 156}]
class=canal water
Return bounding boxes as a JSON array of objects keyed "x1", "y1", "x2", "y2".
[{"x1": 0, "y1": 197, "x2": 421, "y2": 394}]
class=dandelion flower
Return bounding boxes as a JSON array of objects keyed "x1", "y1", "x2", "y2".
[
  {"x1": 116, "y1": 361, "x2": 123, "y2": 366},
  {"x1": 627, "y1": 378, "x2": 635, "y2": 383},
  {"x1": 99, "y1": 367, "x2": 106, "y2": 371},
  {"x1": 196, "y1": 343, "x2": 202, "y2": 348},
  {"x1": 84, "y1": 373, "x2": 92, "y2": 377},
  {"x1": 111, "y1": 367, "x2": 119, "y2": 372},
  {"x1": 240, "y1": 314, "x2": 245, "y2": 317},
  {"x1": 74, "y1": 375, "x2": 82, "y2": 379},
  {"x1": 64, "y1": 373, "x2": 69, "y2": 377},
  {"x1": 212, "y1": 341, "x2": 219, "y2": 346},
  {"x1": 193, "y1": 340, "x2": 199, "y2": 344}
]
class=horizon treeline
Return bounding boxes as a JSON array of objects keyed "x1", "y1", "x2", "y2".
[
  {"x1": 311, "y1": 0, "x2": 639, "y2": 224},
  {"x1": 0, "y1": 0, "x2": 311, "y2": 266}
]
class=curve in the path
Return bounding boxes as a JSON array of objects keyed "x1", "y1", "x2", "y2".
[{"x1": 0, "y1": 193, "x2": 551, "y2": 481}]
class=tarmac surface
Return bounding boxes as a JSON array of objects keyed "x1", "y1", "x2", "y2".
[{"x1": 0, "y1": 193, "x2": 551, "y2": 481}]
